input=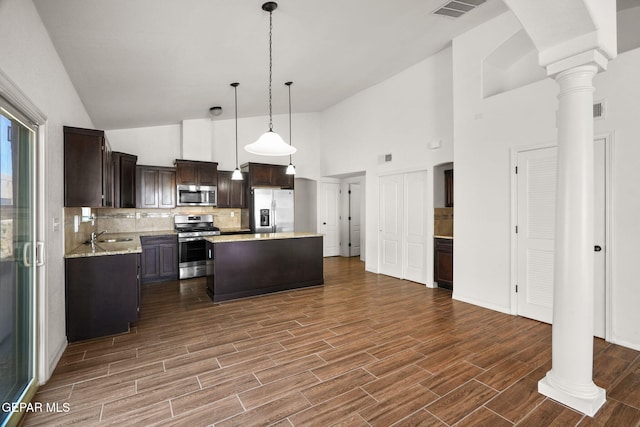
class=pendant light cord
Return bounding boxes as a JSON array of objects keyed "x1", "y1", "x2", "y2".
[
  {"x1": 287, "y1": 82, "x2": 292, "y2": 163},
  {"x1": 234, "y1": 84, "x2": 239, "y2": 168},
  {"x1": 268, "y1": 9, "x2": 274, "y2": 132}
]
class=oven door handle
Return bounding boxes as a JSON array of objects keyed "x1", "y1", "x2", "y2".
[{"x1": 178, "y1": 236, "x2": 206, "y2": 242}]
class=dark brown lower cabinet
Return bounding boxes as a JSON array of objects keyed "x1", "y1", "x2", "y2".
[
  {"x1": 65, "y1": 253, "x2": 140, "y2": 342},
  {"x1": 140, "y1": 235, "x2": 178, "y2": 284},
  {"x1": 434, "y1": 238, "x2": 453, "y2": 290}
]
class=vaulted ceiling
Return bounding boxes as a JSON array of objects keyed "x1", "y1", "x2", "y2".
[{"x1": 33, "y1": 0, "x2": 509, "y2": 129}]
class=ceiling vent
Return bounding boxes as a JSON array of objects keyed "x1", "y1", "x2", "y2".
[
  {"x1": 593, "y1": 101, "x2": 605, "y2": 119},
  {"x1": 432, "y1": 0, "x2": 486, "y2": 18}
]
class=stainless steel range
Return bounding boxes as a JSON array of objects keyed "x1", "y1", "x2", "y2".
[{"x1": 174, "y1": 214, "x2": 220, "y2": 279}]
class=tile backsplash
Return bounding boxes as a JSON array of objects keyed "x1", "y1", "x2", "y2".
[
  {"x1": 434, "y1": 207, "x2": 453, "y2": 237},
  {"x1": 64, "y1": 206, "x2": 242, "y2": 253}
]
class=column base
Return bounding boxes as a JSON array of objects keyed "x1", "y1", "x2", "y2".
[{"x1": 538, "y1": 373, "x2": 606, "y2": 417}]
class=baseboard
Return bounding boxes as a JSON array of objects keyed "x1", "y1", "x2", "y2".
[
  {"x1": 609, "y1": 335, "x2": 640, "y2": 352},
  {"x1": 452, "y1": 292, "x2": 511, "y2": 315},
  {"x1": 44, "y1": 339, "x2": 67, "y2": 384}
]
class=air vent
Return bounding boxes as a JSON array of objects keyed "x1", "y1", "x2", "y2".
[
  {"x1": 433, "y1": 0, "x2": 487, "y2": 18},
  {"x1": 593, "y1": 101, "x2": 604, "y2": 119}
]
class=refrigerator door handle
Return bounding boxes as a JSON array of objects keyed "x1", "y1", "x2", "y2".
[
  {"x1": 272, "y1": 199, "x2": 276, "y2": 233},
  {"x1": 272, "y1": 207, "x2": 276, "y2": 233}
]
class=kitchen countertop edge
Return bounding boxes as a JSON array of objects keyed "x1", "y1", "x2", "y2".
[
  {"x1": 65, "y1": 230, "x2": 177, "y2": 258},
  {"x1": 207, "y1": 232, "x2": 323, "y2": 244}
]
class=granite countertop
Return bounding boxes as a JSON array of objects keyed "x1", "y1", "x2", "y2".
[
  {"x1": 65, "y1": 230, "x2": 177, "y2": 258},
  {"x1": 434, "y1": 235, "x2": 454, "y2": 240},
  {"x1": 207, "y1": 232, "x2": 323, "y2": 244}
]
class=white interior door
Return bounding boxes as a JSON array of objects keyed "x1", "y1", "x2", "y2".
[
  {"x1": 379, "y1": 174, "x2": 404, "y2": 278},
  {"x1": 404, "y1": 171, "x2": 428, "y2": 284},
  {"x1": 320, "y1": 182, "x2": 340, "y2": 257},
  {"x1": 348, "y1": 183, "x2": 361, "y2": 257},
  {"x1": 516, "y1": 147, "x2": 557, "y2": 323},
  {"x1": 516, "y1": 142, "x2": 606, "y2": 337}
]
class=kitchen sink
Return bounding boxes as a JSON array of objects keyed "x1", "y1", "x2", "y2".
[{"x1": 98, "y1": 238, "x2": 134, "y2": 243}]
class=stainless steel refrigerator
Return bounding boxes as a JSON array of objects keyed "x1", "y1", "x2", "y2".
[{"x1": 252, "y1": 188, "x2": 294, "y2": 233}]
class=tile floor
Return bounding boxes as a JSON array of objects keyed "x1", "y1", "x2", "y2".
[{"x1": 22, "y1": 257, "x2": 640, "y2": 426}]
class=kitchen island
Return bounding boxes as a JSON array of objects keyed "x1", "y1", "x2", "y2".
[{"x1": 205, "y1": 233, "x2": 324, "y2": 302}]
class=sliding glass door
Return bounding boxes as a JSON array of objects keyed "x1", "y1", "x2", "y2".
[{"x1": 0, "y1": 101, "x2": 37, "y2": 427}]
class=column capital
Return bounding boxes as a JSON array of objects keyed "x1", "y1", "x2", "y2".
[{"x1": 546, "y1": 49, "x2": 608, "y2": 79}]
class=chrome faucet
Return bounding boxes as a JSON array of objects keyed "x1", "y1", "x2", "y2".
[{"x1": 89, "y1": 230, "x2": 107, "y2": 243}]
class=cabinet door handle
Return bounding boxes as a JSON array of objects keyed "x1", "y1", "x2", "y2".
[{"x1": 594, "y1": 245, "x2": 602, "y2": 252}]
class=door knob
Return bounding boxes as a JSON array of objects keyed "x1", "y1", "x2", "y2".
[{"x1": 594, "y1": 245, "x2": 602, "y2": 252}]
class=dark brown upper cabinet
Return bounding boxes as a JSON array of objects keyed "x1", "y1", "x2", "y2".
[
  {"x1": 136, "y1": 165, "x2": 176, "y2": 209},
  {"x1": 217, "y1": 171, "x2": 247, "y2": 208},
  {"x1": 444, "y1": 169, "x2": 454, "y2": 208},
  {"x1": 174, "y1": 160, "x2": 218, "y2": 186},
  {"x1": 112, "y1": 152, "x2": 137, "y2": 208},
  {"x1": 241, "y1": 162, "x2": 294, "y2": 189},
  {"x1": 64, "y1": 126, "x2": 112, "y2": 207}
]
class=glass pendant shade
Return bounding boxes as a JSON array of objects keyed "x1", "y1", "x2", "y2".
[
  {"x1": 284, "y1": 81, "x2": 296, "y2": 174},
  {"x1": 247, "y1": 2, "x2": 296, "y2": 157},
  {"x1": 230, "y1": 82, "x2": 243, "y2": 180},
  {"x1": 231, "y1": 168, "x2": 243, "y2": 180},
  {"x1": 245, "y1": 131, "x2": 296, "y2": 156}
]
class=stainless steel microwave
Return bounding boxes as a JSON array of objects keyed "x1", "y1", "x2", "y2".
[{"x1": 176, "y1": 185, "x2": 217, "y2": 206}]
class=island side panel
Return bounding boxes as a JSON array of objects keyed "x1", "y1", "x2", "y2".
[{"x1": 211, "y1": 236, "x2": 323, "y2": 302}]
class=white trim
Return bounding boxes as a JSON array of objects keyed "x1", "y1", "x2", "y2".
[
  {"x1": 48, "y1": 338, "x2": 67, "y2": 380},
  {"x1": 377, "y1": 164, "x2": 431, "y2": 178},
  {"x1": 598, "y1": 131, "x2": 614, "y2": 343},
  {"x1": 0, "y1": 69, "x2": 46, "y2": 126},
  {"x1": 452, "y1": 293, "x2": 511, "y2": 315},
  {"x1": 608, "y1": 336, "x2": 640, "y2": 352},
  {"x1": 0, "y1": 69, "x2": 48, "y2": 389}
]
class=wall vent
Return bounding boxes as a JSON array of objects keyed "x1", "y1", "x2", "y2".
[
  {"x1": 432, "y1": 0, "x2": 487, "y2": 18},
  {"x1": 593, "y1": 101, "x2": 605, "y2": 119}
]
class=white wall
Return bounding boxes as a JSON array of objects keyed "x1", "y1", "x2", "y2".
[
  {"x1": 0, "y1": 0, "x2": 94, "y2": 381},
  {"x1": 320, "y1": 47, "x2": 455, "y2": 276},
  {"x1": 593, "y1": 49, "x2": 640, "y2": 349},
  {"x1": 452, "y1": 12, "x2": 558, "y2": 313},
  {"x1": 107, "y1": 112, "x2": 322, "y2": 182},
  {"x1": 107, "y1": 124, "x2": 181, "y2": 166},
  {"x1": 453, "y1": 10, "x2": 640, "y2": 349}
]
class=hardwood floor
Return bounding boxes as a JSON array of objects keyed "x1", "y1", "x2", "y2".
[{"x1": 23, "y1": 257, "x2": 640, "y2": 426}]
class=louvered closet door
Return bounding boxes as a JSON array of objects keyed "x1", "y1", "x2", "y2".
[
  {"x1": 516, "y1": 147, "x2": 558, "y2": 323},
  {"x1": 516, "y1": 143, "x2": 607, "y2": 337}
]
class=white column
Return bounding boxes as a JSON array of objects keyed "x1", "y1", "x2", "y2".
[{"x1": 538, "y1": 56, "x2": 606, "y2": 416}]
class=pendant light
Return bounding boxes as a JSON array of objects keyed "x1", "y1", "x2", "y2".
[
  {"x1": 285, "y1": 81, "x2": 296, "y2": 175},
  {"x1": 244, "y1": 2, "x2": 297, "y2": 157},
  {"x1": 230, "y1": 82, "x2": 243, "y2": 180}
]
